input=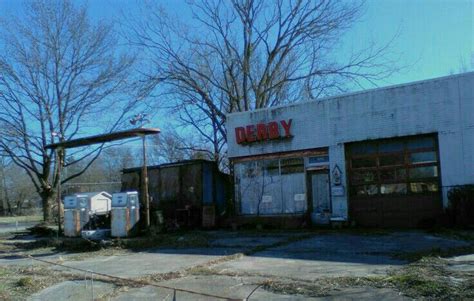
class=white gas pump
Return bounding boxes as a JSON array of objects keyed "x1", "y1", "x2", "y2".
[
  {"x1": 63, "y1": 192, "x2": 112, "y2": 237},
  {"x1": 111, "y1": 191, "x2": 140, "y2": 237}
]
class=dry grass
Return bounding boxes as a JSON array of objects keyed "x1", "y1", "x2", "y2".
[
  {"x1": 0, "y1": 215, "x2": 42, "y2": 224},
  {"x1": 0, "y1": 265, "x2": 81, "y2": 300},
  {"x1": 261, "y1": 256, "x2": 474, "y2": 300}
]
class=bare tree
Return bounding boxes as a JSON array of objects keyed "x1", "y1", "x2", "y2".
[
  {"x1": 127, "y1": 0, "x2": 399, "y2": 166},
  {"x1": 63, "y1": 147, "x2": 138, "y2": 194},
  {"x1": 0, "y1": 1, "x2": 142, "y2": 222},
  {"x1": 148, "y1": 129, "x2": 214, "y2": 164},
  {"x1": 0, "y1": 157, "x2": 12, "y2": 215},
  {"x1": 0, "y1": 157, "x2": 37, "y2": 216}
]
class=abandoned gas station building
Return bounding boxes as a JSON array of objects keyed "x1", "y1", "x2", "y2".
[{"x1": 226, "y1": 72, "x2": 474, "y2": 227}]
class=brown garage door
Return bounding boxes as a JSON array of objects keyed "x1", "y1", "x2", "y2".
[
  {"x1": 349, "y1": 195, "x2": 442, "y2": 227},
  {"x1": 346, "y1": 134, "x2": 443, "y2": 228}
]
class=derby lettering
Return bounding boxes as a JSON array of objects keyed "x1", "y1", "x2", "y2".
[
  {"x1": 280, "y1": 119, "x2": 292, "y2": 137},
  {"x1": 235, "y1": 127, "x2": 246, "y2": 144},
  {"x1": 235, "y1": 119, "x2": 293, "y2": 144}
]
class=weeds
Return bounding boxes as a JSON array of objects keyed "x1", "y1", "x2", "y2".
[{"x1": 393, "y1": 245, "x2": 474, "y2": 262}]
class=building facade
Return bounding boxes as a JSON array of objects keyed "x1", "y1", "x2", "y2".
[{"x1": 226, "y1": 72, "x2": 474, "y2": 227}]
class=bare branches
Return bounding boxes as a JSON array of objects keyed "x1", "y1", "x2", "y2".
[
  {"x1": 0, "y1": 0, "x2": 142, "y2": 221},
  {"x1": 126, "y1": 0, "x2": 399, "y2": 166}
]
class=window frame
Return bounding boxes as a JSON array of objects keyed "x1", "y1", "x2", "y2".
[{"x1": 346, "y1": 134, "x2": 441, "y2": 197}]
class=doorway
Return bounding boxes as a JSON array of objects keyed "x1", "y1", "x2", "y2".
[{"x1": 307, "y1": 170, "x2": 330, "y2": 224}]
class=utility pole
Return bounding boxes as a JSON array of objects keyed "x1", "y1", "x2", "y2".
[
  {"x1": 56, "y1": 147, "x2": 64, "y2": 234},
  {"x1": 141, "y1": 135, "x2": 150, "y2": 229}
]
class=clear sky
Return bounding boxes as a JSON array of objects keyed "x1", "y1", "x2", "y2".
[
  {"x1": 0, "y1": 0, "x2": 471, "y2": 89},
  {"x1": 0, "y1": 0, "x2": 471, "y2": 161}
]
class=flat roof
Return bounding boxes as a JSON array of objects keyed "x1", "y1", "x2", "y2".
[
  {"x1": 45, "y1": 128, "x2": 161, "y2": 149},
  {"x1": 122, "y1": 159, "x2": 215, "y2": 173},
  {"x1": 226, "y1": 71, "x2": 474, "y2": 117}
]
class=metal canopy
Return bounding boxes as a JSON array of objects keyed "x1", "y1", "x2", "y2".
[
  {"x1": 45, "y1": 128, "x2": 161, "y2": 149},
  {"x1": 45, "y1": 127, "x2": 160, "y2": 233}
]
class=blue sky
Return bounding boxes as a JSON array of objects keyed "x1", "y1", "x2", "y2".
[
  {"x1": 0, "y1": 0, "x2": 471, "y2": 159},
  {"x1": 1, "y1": 0, "x2": 471, "y2": 88}
]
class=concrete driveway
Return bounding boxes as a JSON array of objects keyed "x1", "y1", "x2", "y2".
[
  {"x1": 7, "y1": 230, "x2": 471, "y2": 300},
  {"x1": 212, "y1": 231, "x2": 468, "y2": 280}
]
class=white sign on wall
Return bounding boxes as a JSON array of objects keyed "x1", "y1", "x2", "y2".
[
  {"x1": 331, "y1": 186, "x2": 345, "y2": 196},
  {"x1": 294, "y1": 193, "x2": 306, "y2": 201}
]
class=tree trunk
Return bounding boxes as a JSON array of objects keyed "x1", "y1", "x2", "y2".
[{"x1": 40, "y1": 188, "x2": 55, "y2": 223}]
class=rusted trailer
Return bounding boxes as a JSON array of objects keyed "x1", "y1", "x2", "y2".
[{"x1": 121, "y1": 159, "x2": 231, "y2": 228}]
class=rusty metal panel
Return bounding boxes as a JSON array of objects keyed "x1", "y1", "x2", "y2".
[
  {"x1": 64, "y1": 209, "x2": 87, "y2": 237},
  {"x1": 179, "y1": 163, "x2": 202, "y2": 208},
  {"x1": 121, "y1": 160, "x2": 230, "y2": 228},
  {"x1": 111, "y1": 192, "x2": 140, "y2": 237},
  {"x1": 202, "y1": 162, "x2": 213, "y2": 205},
  {"x1": 112, "y1": 208, "x2": 128, "y2": 237},
  {"x1": 64, "y1": 210, "x2": 78, "y2": 237},
  {"x1": 159, "y1": 166, "x2": 180, "y2": 202},
  {"x1": 148, "y1": 169, "x2": 161, "y2": 206},
  {"x1": 121, "y1": 171, "x2": 140, "y2": 192},
  {"x1": 202, "y1": 205, "x2": 215, "y2": 228}
]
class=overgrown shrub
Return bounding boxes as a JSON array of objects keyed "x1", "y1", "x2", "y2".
[{"x1": 448, "y1": 185, "x2": 474, "y2": 228}]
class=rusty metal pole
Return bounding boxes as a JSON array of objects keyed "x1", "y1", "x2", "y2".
[{"x1": 141, "y1": 135, "x2": 150, "y2": 229}]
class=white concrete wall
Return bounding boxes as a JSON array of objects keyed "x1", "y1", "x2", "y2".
[{"x1": 227, "y1": 72, "x2": 474, "y2": 213}]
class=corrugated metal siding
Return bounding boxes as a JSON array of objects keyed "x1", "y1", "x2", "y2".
[
  {"x1": 121, "y1": 160, "x2": 231, "y2": 226},
  {"x1": 202, "y1": 162, "x2": 213, "y2": 205}
]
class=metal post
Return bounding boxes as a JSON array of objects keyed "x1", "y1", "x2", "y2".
[
  {"x1": 141, "y1": 135, "x2": 150, "y2": 229},
  {"x1": 90, "y1": 271, "x2": 94, "y2": 301},
  {"x1": 56, "y1": 147, "x2": 63, "y2": 235}
]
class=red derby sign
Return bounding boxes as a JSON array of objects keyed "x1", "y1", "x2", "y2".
[{"x1": 235, "y1": 119, "x2": 293, "y2": 144}]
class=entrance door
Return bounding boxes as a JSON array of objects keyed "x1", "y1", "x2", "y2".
[{"x1": 308, "y1": 170, "x2": 331, "y2": 214}]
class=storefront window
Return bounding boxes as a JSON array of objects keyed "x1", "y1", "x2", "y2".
[
  {"x1": 280, "y1": 158, "x2": 304, "y2": 174},
  {"x1": 235, "y1": 156, "x2": 307, "y2": 215}
]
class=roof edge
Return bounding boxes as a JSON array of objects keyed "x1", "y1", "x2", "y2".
[{"x1": 226, "y1": 71, "x2": 474, "y2": 118}]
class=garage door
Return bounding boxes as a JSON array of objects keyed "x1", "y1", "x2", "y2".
[{"x1": 346, "y1": 134, "x2": 443, "y2": 228}]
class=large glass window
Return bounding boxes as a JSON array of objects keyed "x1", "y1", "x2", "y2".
[
  {"x1": 346, "y1": 134, "x2": 440, "y2": 197},
  {"x1": 235, "y1": 156, "x2": 307, "y2": 215}
]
